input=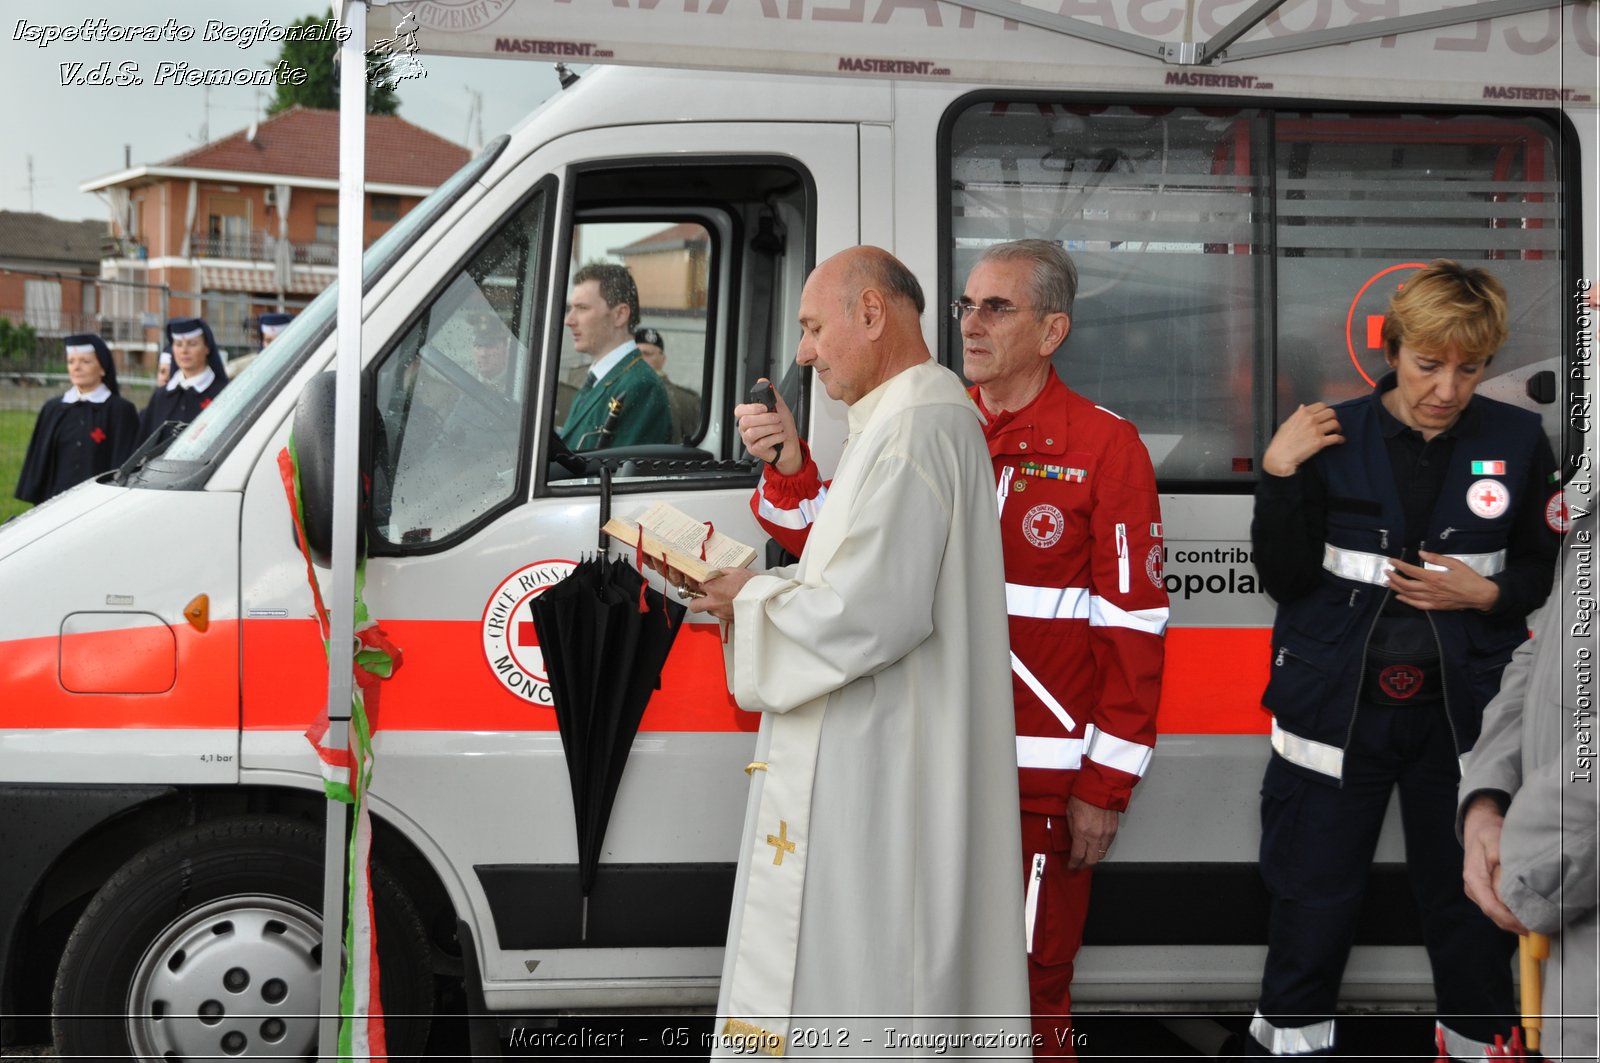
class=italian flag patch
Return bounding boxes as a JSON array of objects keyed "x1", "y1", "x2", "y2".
[{"x1": 1472, "y1": 460, "x2": 1506, "y2": 475}]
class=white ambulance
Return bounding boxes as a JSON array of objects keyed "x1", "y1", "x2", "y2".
[{"x1": 0, "y1": 1, "x2": 1594, "y2": 1057}]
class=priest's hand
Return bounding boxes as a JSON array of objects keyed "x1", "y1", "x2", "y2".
[
  {"x1": 689, "y1": 567, "x2": 759, "y2": 622},
  {"x1": 643, "y1": 554, "x2": 704, "y2": 598},
  {"x1": 1387, "y1": 553, "x2": 1500, "y2": 613},
  {"x1": 1066, "y1": 796, "x2": 1119, "y2": 870},
  {"x1": 735, "y1": 380, "x2": 802, "y2": 476}
]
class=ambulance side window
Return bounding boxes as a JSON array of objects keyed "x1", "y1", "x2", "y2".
[
  {"x1": 945, "y1": 101, "x2": 1568, "y2": 484},
  {"x1": 542, "y1": 159, "x2": 812, "y2": 488},
  {"x1": 554, "y1": 220, "x2": 712, "y2": 449},
  {"x1": 370, "y1": 189, "x2": 550, "y2": 548}
]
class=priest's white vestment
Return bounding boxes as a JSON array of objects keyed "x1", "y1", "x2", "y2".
[{"x1": 714, "y1": 359, "x2": 1030, "y2": 1058}]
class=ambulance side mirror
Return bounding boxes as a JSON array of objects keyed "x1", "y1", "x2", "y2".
[{"x1": 291, "y1": 371, "x2": 371, "y2": 569}]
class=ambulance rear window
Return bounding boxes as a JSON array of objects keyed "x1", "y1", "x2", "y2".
[{"x1": 944, "y1": 101, "x2": 1570, "y2": 486}]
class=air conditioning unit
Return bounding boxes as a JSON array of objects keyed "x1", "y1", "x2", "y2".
[{"x1": 263, "y1": 188, "x2": 277, "y2": 208}]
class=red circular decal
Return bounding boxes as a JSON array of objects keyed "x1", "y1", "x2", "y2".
[
  {"x1": 480, "y1": 560, "x2": 578, "y2": 704},
  {"x1": 1345, "y1": 262, "x2": 1428, "y2": 388}
]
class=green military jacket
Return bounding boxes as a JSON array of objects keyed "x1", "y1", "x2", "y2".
[{"x1": 560, "y1": 351, "x2": 672, "y2": 450}]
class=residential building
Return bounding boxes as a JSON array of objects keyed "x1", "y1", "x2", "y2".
[
  {"x1": 81, "y1": 106, "x2": 469, "y2": 370},
  {"x1": 609, "y1": 223, "x2": 711, "y2": 311},
  {"x1": 0, "y1": 213, "x2": 107, "y2": 348}
]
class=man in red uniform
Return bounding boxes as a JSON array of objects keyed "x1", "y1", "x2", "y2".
[{"x1": 737, "y1": 240, "x2": 1166, "y2": 1055}]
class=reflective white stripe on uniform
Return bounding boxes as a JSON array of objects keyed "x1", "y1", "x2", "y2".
[
  {"x1": 755, "y1": 481, "x2": 827, "y2": 530},
  {"x1": 1435, "y1": 1020, "x2": 1497, "y2": 1061},
  {"x1": 1016, "y1": 735, "x2": 1085, "y2": 770},
  {"x1": 1006, "y1": 582, "x2": 1090, "y2": 620},
  {"x1": 1024, "y1": 852, "x2": 1046, "y2": 953},
  {"x1": 1011, "y1": 651, "x2": 1076, "y2": 733},
  {"x1": 1324, "y1": 543, "x2": 1506, "y2": 586},
  {"x1": 1089, "y1": 595, "x2": 1170, "y2": 635},
  {"x1": 1115, "y1": 522, "x2": 1130, "y2": 594},
  {"x1": 1249, "y1": 1011, "x2": 1335, "y2": 1055},
  {"x1": 1322, "y1": 544, "x2": 1393, "y2": 586},
  {"x1": 1432, "y1": 549, "x2": 1506, "y2": 578},
  {"x1": 996, "y1": 465, "x2": 1014, "y2": 516},
  {"x1": 1083, "y1": 724, "x2": 1152, "y2": 778},
  {"x1": 1270, "y1": 718, "x2": 1344, "y2": 779}
]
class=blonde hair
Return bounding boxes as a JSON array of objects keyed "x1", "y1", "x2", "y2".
[{"x1": 1382, "y1": 260, "x2": 1508, "y2": 363}]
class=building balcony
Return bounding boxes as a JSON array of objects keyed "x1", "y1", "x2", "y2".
[{"x1": 189, "y1": 231, "x2": 339, "y2": 266}]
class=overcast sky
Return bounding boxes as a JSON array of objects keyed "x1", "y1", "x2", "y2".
[{"x1": 0, "y1": 0, "x2": 564, "y2": 222}]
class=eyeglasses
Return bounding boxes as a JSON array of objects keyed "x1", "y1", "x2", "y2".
[{"x1": 948, "y1": 300, "x2": 1045, "y2": 322}]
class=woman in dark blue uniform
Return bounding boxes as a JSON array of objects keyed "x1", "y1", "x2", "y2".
[
  {"x1": 1247, "y1": 261, "x2": 1561, "y2": 1059},
  {"x1": 136, "y1": 317, "x2": 229, "y2": 445},
  {"x1": 14, "y1": 333, "x2": 139, "y2": 505}
]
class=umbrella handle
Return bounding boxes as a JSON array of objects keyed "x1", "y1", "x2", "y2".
[
  {"x1": 1520, "y1": 931, "x2": 1550, "y2": 1052},
  {"x1": 598, "y1": 464, "x2": 613, "y2": 551}
]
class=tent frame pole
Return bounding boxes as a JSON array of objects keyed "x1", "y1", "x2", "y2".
[{"x1": 319, "y1": 1, "x2": 369, "y2": 1057}]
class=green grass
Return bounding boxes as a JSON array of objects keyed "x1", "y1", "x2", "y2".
[{"x1": 0, "y1": 409, "x2": 39, "y2": 523}]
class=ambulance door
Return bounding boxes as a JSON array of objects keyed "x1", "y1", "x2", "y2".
[{"x1": 353, "y1": 124, "x2": 856, "y2": 1006}]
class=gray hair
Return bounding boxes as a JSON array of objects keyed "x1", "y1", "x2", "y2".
[
  {"x1": 845, "y1": 248, "x2": 926, "y2": 316},
  {"x1": 973, "y1": 239, "x2": 1078, "y2": 317}
]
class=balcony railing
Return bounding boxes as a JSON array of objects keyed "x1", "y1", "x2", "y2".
[{"x1": 188, "y1": 232, "x2": 339, "y2": 266}]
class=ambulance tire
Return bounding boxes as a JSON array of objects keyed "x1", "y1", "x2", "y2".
[{"x1": 51, "y1": 815, "x2": 434, "y2": 1060}]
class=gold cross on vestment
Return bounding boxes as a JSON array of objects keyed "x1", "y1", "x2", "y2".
[{"x1": 766, "y1": 820, "x2": 796, "y2": 865}]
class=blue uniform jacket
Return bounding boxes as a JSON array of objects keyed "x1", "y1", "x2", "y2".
[{"x1": 1260, "y1": 385, "x2": 1557, "y2": 782}]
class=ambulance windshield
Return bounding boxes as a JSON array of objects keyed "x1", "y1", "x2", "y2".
[{"x1": 127, "y1": 135, "x2": 510, "y2": 486}]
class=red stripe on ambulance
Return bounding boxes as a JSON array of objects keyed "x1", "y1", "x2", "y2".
[{"x1": 4, "y1": 621, "x2": 1271, "y2": 735}]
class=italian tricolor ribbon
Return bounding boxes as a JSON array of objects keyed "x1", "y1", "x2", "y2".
[{"x1": 279, "y1": 441, "x2": 396, "y2": 1061}]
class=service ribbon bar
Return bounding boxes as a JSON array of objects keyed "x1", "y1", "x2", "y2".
[{"x1": 1020, "y1": 460, "x2": 1087, "y2": 483}]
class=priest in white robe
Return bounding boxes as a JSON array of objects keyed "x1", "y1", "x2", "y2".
[{"x1": 689, "y1": 247, "x2": 1031, "y2": 1058}]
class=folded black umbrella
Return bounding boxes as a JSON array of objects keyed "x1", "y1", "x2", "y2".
[{"x1": 529, "y1": 552, "x2": 686, "y2": 908}]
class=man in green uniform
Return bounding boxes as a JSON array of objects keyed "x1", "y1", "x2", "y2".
[{"x1": 560, "y1": 263, "x2": 671, "y2": 449}]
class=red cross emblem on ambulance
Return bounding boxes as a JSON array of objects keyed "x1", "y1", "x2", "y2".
[
  {"x1": 1466, "y1": 478, "x2": 1510, "y2": 520},
  {"x1": 1022, "y1": 503, "x2": 1066, "y2": 548},
  {"x1": 481, "y1": 560, "x2": 577, "y2": 704}
]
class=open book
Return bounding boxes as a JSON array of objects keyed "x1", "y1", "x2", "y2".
[{"x1": 603, "y1": 502, "x2": 758, "y2": 584}]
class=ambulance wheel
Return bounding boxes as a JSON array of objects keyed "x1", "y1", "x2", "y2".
[{"x1": 52, "y1": 815, "x2": 434, "y2": 1059}]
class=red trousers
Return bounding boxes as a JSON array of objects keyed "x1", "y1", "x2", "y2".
[{"x1": 1021, "y1": 811, "x2": 1094, "y2": 1060}]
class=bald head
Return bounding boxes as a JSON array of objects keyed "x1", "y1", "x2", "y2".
[
  {"x1": 797, "y1": 246, "x2": 931, "y2": 405},
  {"x1": 838, "y1": 246, "x2": 926, "y2": 316}
]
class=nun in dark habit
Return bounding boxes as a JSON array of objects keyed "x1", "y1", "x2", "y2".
[
  {"x1": 137, "y1": 317, "x2": 229, "y2": 445},
  {"x1": 258, "y1": 311, "x2": 293, "y2": 347},
  {"x1": 14, "y1": 333, "x2": 140, "y2": 504}
]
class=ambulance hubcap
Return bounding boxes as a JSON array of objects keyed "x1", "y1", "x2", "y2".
[{"x1": 127, "y1": 895, "x2": 323, "y2": 1059}]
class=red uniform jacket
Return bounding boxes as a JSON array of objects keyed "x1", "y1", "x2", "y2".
[{"x1": 752, "y1": 374, "x2": 1167, "y2": 814}]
